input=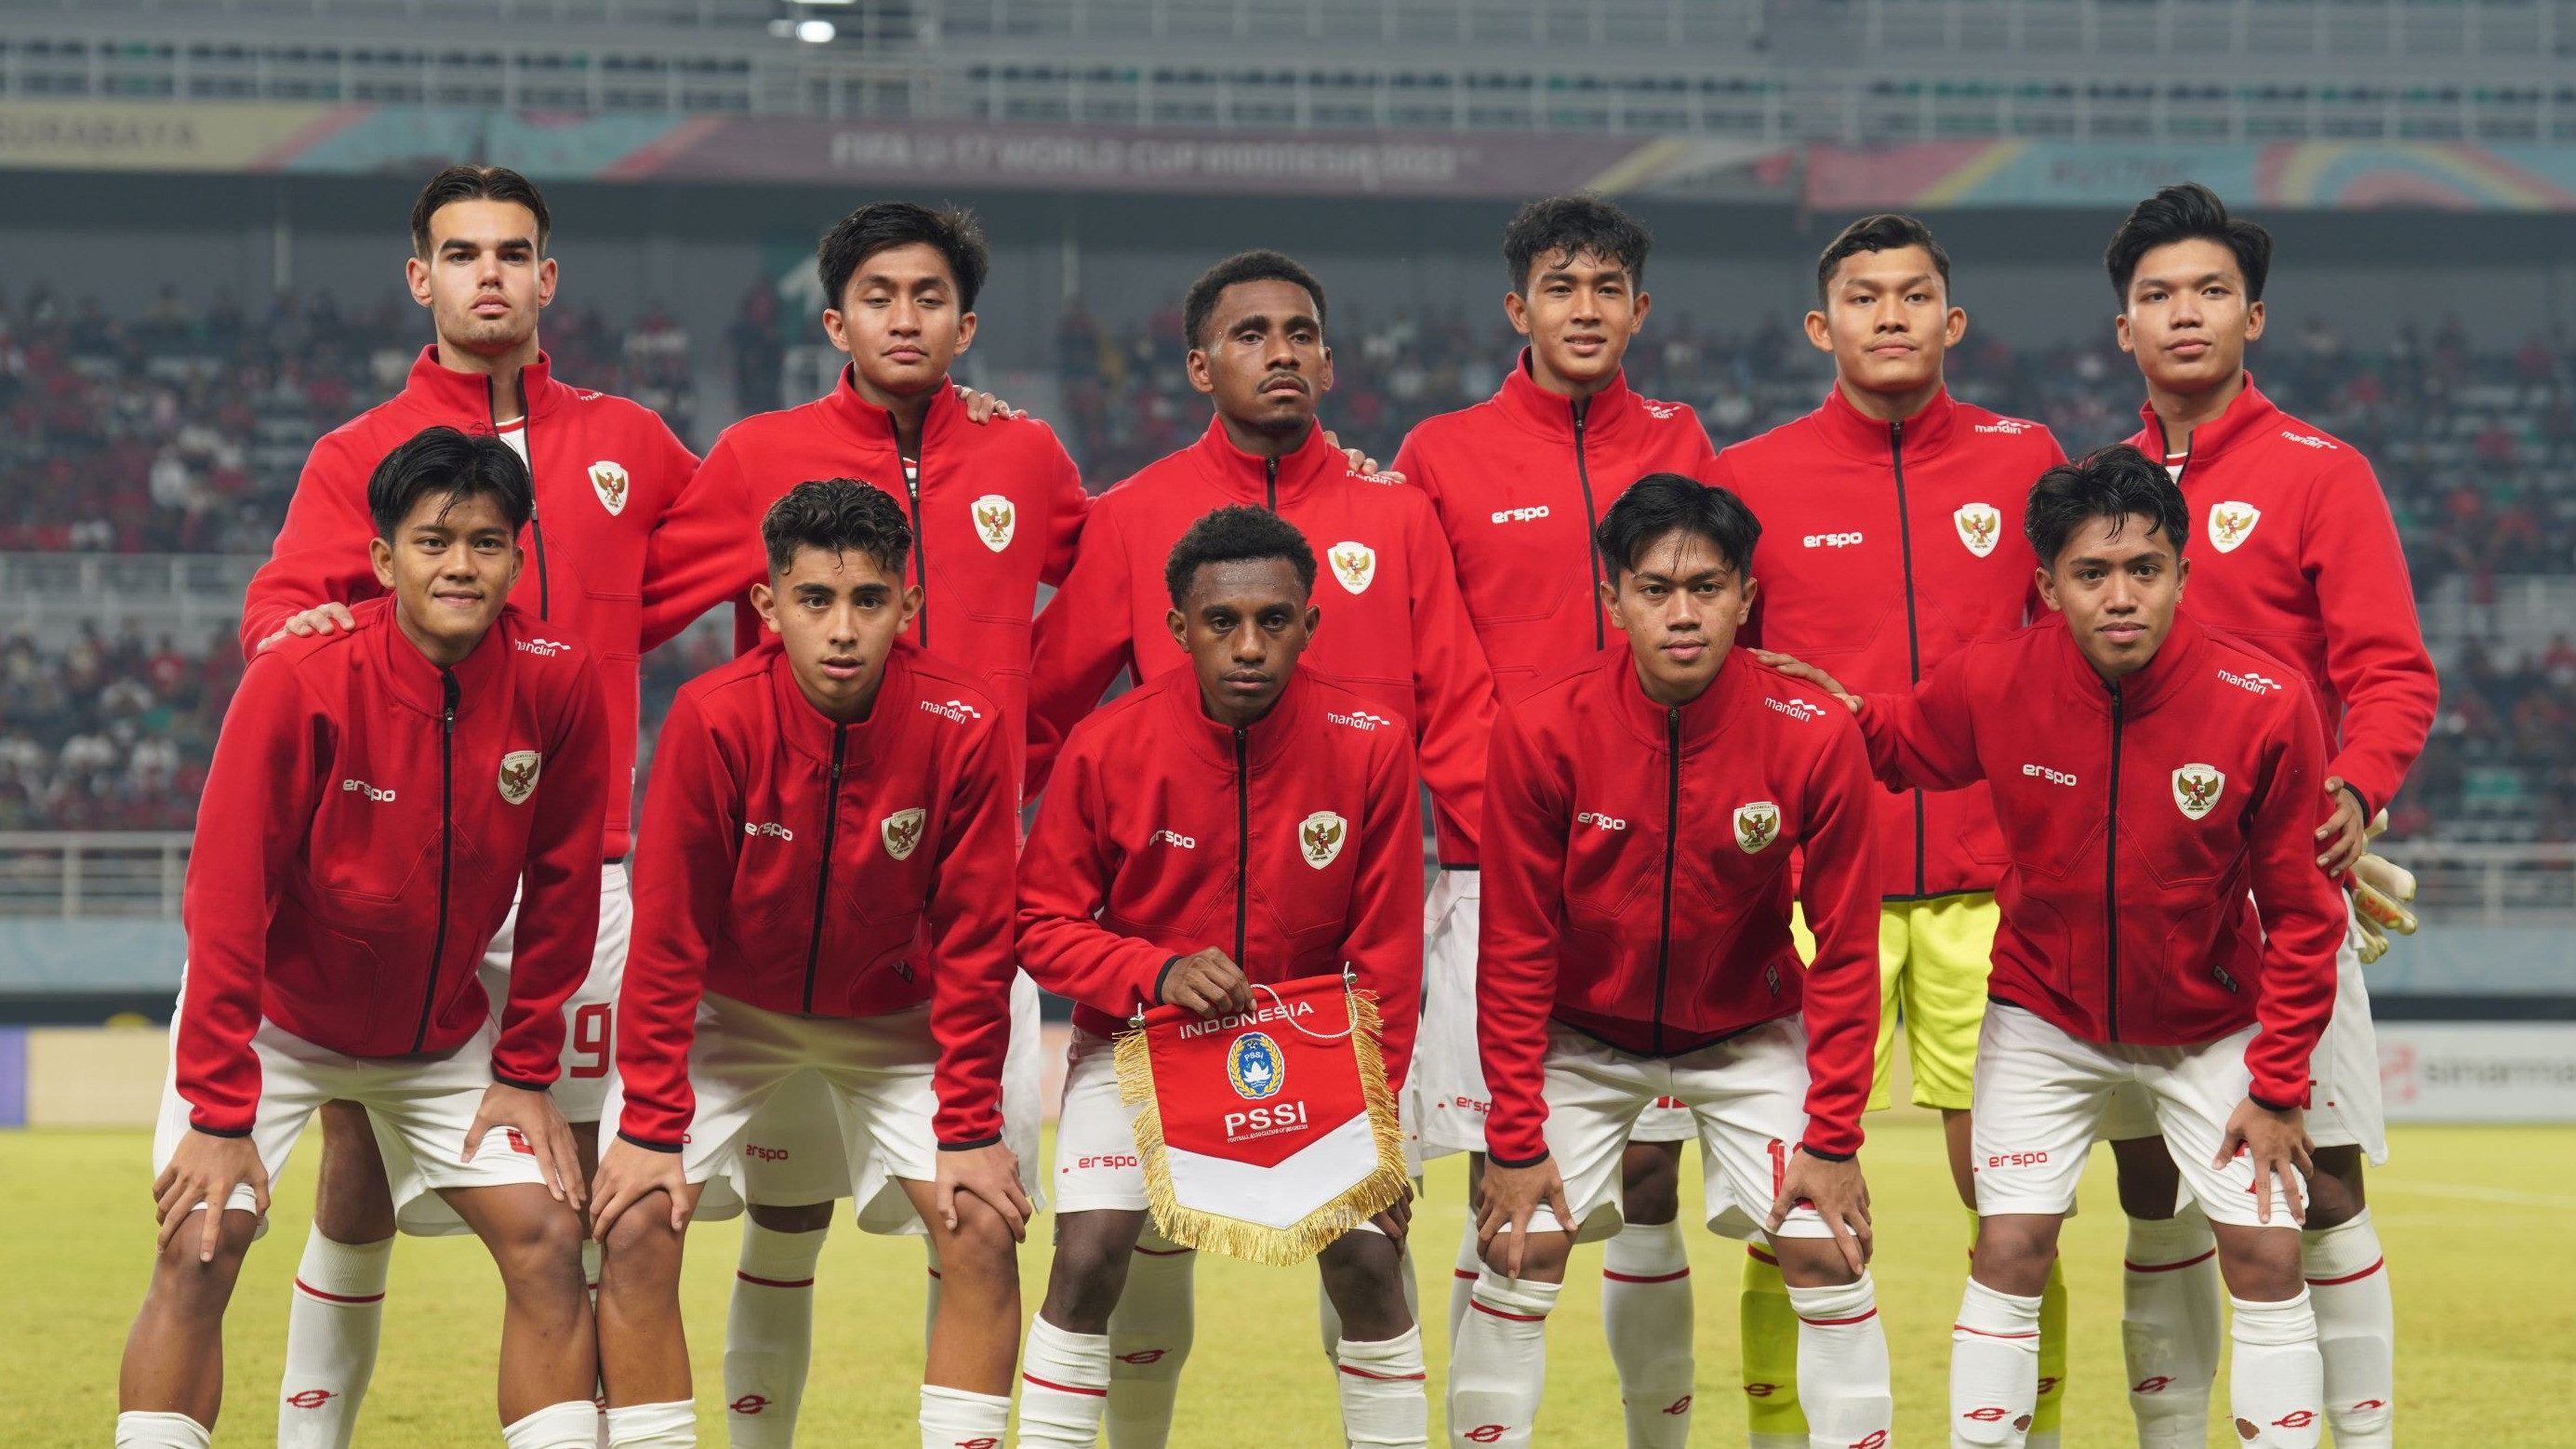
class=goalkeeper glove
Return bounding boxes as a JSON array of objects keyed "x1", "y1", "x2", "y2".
[{"x1": 2345, "y1": 810, "x2": 2418, "y2": 964}]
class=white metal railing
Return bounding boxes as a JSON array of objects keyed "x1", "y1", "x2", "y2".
[{"x1": 2370, "y1": 841, "x2": 2576, "y2": 924}]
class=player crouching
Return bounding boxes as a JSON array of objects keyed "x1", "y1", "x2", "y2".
[
  {"x1": 587, "y1": 480, "x2": 1029, "y2": 1449},
  {"x1": 1767, "y1": 445, "x2": 2344, "y2": 1448},
  {"x1": 1013, "y1": 506, "x2": 1428, "y2": 1449},
  {"x1": 1454, "y1": 474, "x2": 1892, "y2": 1449},
  {"x1": 119, "y1": 428, "x2": 610, "y2": 1449}
]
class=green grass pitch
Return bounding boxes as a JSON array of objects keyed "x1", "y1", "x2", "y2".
[{"x1": 12, "y1": 1117, "x2": 2572, "y2": 1445}]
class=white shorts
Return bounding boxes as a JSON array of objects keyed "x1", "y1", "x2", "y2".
[
  {"x1": 475, "y1": 861, "x2": 631, "y2": 1122},
  {"x1": 1505, "y1": 1019, "x2": 1835, "y2": 1245},
  {"x1": 1973, "y1": 1004, "x2": 2303, "y2": 1228},
  {"x1": 1410, "y1": 869, "x2": 1490, "y2": 1157},
  {"x1": 735, "y1": 971, "x2": 1049, "y2": 1231},
  {"x1": 153, "y1": 1013, "x2": 550, "y2": 1233}
]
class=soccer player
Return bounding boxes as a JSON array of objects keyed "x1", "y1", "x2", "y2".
[
  {"x1": 1021, "y1": 248, "x2": 1492, "y2": 1435},
  {"x1": 238, "y1": 164, "x2": 719, "y2": 1448},
  {"x1": 1012, "y1": 505, "x2": 1427, "y2": 1449},
  {"x1": 1709, "y1": 212, "x2": 2070, "y2": 1447},
  {"x1": 119, "y1": 428, "x2": 609, "y2": 1449},
  {"x1": 631, "y1": 200, "x2": 1081, "y2": 1445},
  {"x1": 587, "y1": 480, "x2": 1028, "y2": 1449},
  {"x1": 1390, "y1": 194, "x2": 1716, "y2": 1445},
  {"x1": 2101, "y1": 184, "x2": 2435, "y2": 1449},
  {"x1": 1454, "y1": 474, "x2": 1891, "y2": 1449},
  {"x1": 1773, "y1": 444, "x2": 2345, "y2": 1449}
]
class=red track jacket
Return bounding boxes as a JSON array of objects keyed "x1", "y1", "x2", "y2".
[
  {"x1": 241, "y1": 347, "x2": 709, "y2": 858},
  {"x1": 1016, "y1": 667, "x2": 1424, "y2": 1082},
  {"x1": 616, "y1": 641, "x2": 1017, "y2": 1151},
  {"x1": 1478, "y1": 647, "x2": 1882, "y2": 1164},
  {"x1": 2123, "y1": 378, "x2": 2437, "y2": 818},
  {"x1": 1026, "y1": 417, "x2": 1494, "y2": 864},
  {"x1": 1395, "y1": 356, "x2": 1715, "y2": 698},
  {"x1": 179, "y1": 599, "x2": 609, "y2": 1136},
  {"x1": 636, "y1": 371, "x2": 1090, "y2": 782},
  {"x1": 1852, "y1": 613, "x2": 2344, "y2": 1107},
  {"x1": 1702, "y1": 387, "x2": 2065, "y2": 900}
]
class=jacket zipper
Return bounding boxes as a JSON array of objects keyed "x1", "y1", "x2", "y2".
[
  {"x1": 412, "y1": 669, "x2": 459, "y2": 1052},
  {"x1": 1573, "y1": 400, "x2": 1605, "y2": 651},
  {"x1": 2104, "y1": 679, "x2": 2125, "y2": 1041},
  {"x1": 1652, "y1": 706, "x2": 1680, "y2": 1054},
  {"x1": 1264, "y1": 456, "x2": 1279, "y2": 512},
  {"x1": 487, "y1": 376, "x2": 549, "y2": 619},
  {"x1": 892, "y1": 415, "x2": 931, "y2": 650},
  {"x1": 1889, "y1": 419, "x2": 1925, "y2": 894},
  {"x1": 802, "y1": 724, "x2": 848, "y2": 1015},
  {"x1": 1233, "y1": 726, "x2": 1251, "y2": 966}
]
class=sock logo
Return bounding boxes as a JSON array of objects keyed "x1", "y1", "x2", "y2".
[
  {"x1": 1744, "y1": 1383, "x2": 1778, "y2": 1398},
  {"x1": 1961, "y1": 1407, "x2": 2031, "y2": 1429},
  {"x1": 1852, "y1": 1434, "x2": 1889, "y2": 1449},
  {"x1": 953, "y1": 1440, "x2": 1001, "y2": 1449},
  {"x1": 2271, "y1": 1411, "x2": 2317, "y2": 1429},
  {"x1": 284, "y1": 1389, "x2": 338, "y2": 1410},
  {"x1": 1663, "y1": 1395, "x2": 1693, "y2": 1416},
  {"x1": 2036, "y1": 1376, "x2": 2061, "y2": 1396},
  {"x1": 1115, "y1": 1349, "x2": 1169, "y2": 1363},
  {"x1": 2134, "y1": 1376, "x2": 2172, "y2": 1393},
  {"x1": 1462, "y1": 1428, "x2": 1508, "y2": 1443},
  {"x1": 730, "y1": 1395, "x2": 771, "y2": 1416}
]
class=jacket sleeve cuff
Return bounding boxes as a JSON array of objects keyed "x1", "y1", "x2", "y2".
[
  {"x1": 1149, "y1": 955, "x2": 1183, "y2": 1011},
  {"x1": 1483, "y1": 1144, "x2": 1551, "y2": 1170},
  {"x1": 2336, "y1": 779, "x2": 2373, "y2": 820},
  {"x1": 1797, "y1": 1139, "x2": 1856, "y2": 1163},
  {"x1": 616, "y1": 1130, "x2": 684, "y2": 1154},
  {"x1": 2248, "y1": 1086, "x2": 2307, "y2": 1114},
  {"x1": 188, "y1": 1120, "x2": 255, "y2": 1140},
  {"x1": 490, "y1": 1070, "x2": 554, "y2": 1092},
  {"x1": 938, "y1": 1133, "x2": 1005, "y2": 1152}
]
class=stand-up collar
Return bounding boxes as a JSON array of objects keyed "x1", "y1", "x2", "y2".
[
  {"x1": 2135, "y1": 372, "x2": 2277, "y2": 469},
  {"x1": 1603, "y1": 642, "x2": 1755, "y2": 752},
  {"x1": 1156, "y1": 666, "x2": 1319, "y2": 771},
  {"x1": 1187, "y1": 415, "x2": 1348, "y2": 509},
  {"x1": 765, "y1": 637, "x2": 918, "y2": 765},
  {"x1": 1492, "y1": 349, "x2": 1647, "y2": 443},
  {"x1": 365, "y1": 594, "x2": 512, "y2": 718},
  {"x1": 818, "y1": 365, "x2": 966, "y2": 456},
  {"x1": 401, "y1": 345, "x2": 564, "y2": 424},
  {"x1": 2050, "y1": 608, "x2": 2209, "y2": 717},
  {"x1": 1810, "y1": 382, "x2": 1959, "y2": 462}
]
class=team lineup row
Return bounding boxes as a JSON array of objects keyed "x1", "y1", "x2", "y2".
[{"x1": 113, "y1": 169, "x2": 2434, "y2": 1449}]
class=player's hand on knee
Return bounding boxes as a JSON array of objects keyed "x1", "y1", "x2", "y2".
[
  {"x1": 954, "y1": 385, "x2": 1023, "y2": 423},
  {"x1": 1748, "y1": 650, "x2": 1858, "y2": 711},
  {"x1": 591, "y1": 1136, "x2": 691, "y2": 1240},
  {"x1": 1370, "y1": 1177, "x2": 1414, "y2": 1247},
  {"x1": 258, "y1": 601, "x2": 358, "y2": 651},
  {"x1": 1773, "y1": 1148, "x2": 1873, "y2": 1276},
  {"x1": 464, "y1": 1082, "x2": 587, "y2": 1210},
  {"x1": 1157, "y1": 948, "x2": 1254, "y2": 1017},
  {"x1": 1475, "y1": 1157, "x2": 1571, "y2": 1279},
  {"x1": 154, "y1": 1129, "x2": 269, "y2": 1261},
  {"x1": 936, "y1": 1141, "x2": 1033, "y2": 1243},
  {"x1": 2219, "y1": 1097, "x2": 2311, "y2": 1227}
]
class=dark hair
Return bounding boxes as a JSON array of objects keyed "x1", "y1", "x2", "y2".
[
  {"x1": 366, "y1": 426, "x2": 533, "y2": 538},
  {"x1": 1502, "y1": 193, "x2": 1653, "y2": 294},
  {"x1": 1814, "y1": 213, "x2": 1951, "y2": 304},
  {"x1": 1594, "y1": 472, "x2": 1762, "y2": 581},
  {"x1": 2104, "y1": 182, "x2": 2273, "y2": 302},
  {"x1": 816, "y1": 201, "x2": 990, "y2": 312},
  {"x1": 760, "y1": 478, "x2": 914, "y2": 578},
  {"x1": 409, "y1": 165, "x2": 551, "y2": 259},
  {"x1": 1163, "y1": 505, "x2": 1319, "y2": 607},
  {"x1": 2024, "y1": 445, "x2": 2190, "y2": 565},
  {"x1": 1182, "y1": 250, "x2": 1327, "y2": 351}
]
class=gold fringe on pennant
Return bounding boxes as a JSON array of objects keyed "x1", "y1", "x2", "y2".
[{"x1": 1113, "y1": 986, "x2": 1411, "y2": 1268}]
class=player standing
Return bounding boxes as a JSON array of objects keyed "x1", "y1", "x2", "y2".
[
  {"x1": 1012, "y1": 506, "x2": 1427, "y2": 1449},
  {"x1": 1389, "y1": 194, "x2": 1717, "y2": 1448},
  {"x1": 587, "y1": 480, "x2": 1029, "y2": 1449},
  {"x1": 1454, "y1": 475, "x2": 1892, "y2": 1449},
  {"x1": 120, "y1": 430, "x2": 609, "y2": 1449},
  {"x1": 2099, "y1": 184, "x2": 2435, "y2": 1449},
  {"x1": 1709, "y1": 213, "x2": 2069, "y2": 1447}
]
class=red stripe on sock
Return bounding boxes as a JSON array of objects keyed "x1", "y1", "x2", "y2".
[
  {"x1": 1602, "y1": 1268, "x2": 1691, "y2": 1284},
  {"x1": 1452, "y1": 1269, "x2": 1480, "y2": 1281},
  {"x1": 1021, "y1": 1374, "x2": 1109, "y2": 1397},
  {"x1": 1133, "y1": 1245, "x2": 1194, "y2": 1256},
  {"x1": 293, "y1": 1279, "x2": 385, "y2": 1305},
  {"x1": 736, "y1": 1272, "x2": 817, "y2": 1289},
  {"x1": 2124, "y1": 1249, "x2": 2218, "y2": 1274},
  {"x1": 1471, "y1": 1300, "x2": 1548, "y2": 1323},
  {"x1": 926, "y1": 1268, "x2": 943, "y2": 1279},
  {"x1": 1799, "y1": 1309, "x2": 1879, "y2": 1326},
  {"x1": 1746, "y1": 1246, "x2": 1779, "y2": 1267},
  {"x1": 1952, "y1": 1324, "x2": 2040, "y2": 1339},
  {"x1": 1337, "y1": 1364, "x2": 1429, "y2": 1381},
  {"x1": 2307, "y1": 1256, "x2": 2385, "y2": 1287}
]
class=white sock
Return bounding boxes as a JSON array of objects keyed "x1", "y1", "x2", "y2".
[
  {"x1": 1445, "y1": 1270, "x2": 1558, "y2": 1449},
  {"x1": 604, "y1": 1401, "x2": 696, "y2": 1448},
  {"x1": 1335, "y1": 1327, "x2": 1429, "y2": 1448},
  {"x1": 2303, "y1": 1212, "x2": 2394, "y2": 1449},
  {"x1": 1950, "y1": 1276, "x2": 2042, "y2": 1447},
  {"x1": 1016, "y1": 1315, "x2": 1113, "y2": 1447},
  {"x1": 1103, "y1": 1236, "x2": 1194, "y2": 1448},
  {"x1": 2228, "y1": 1291, "x2": 2325, "y2": 1449},
  {"x1": 1786, "y1": 1273, "x2": 1892, "y2": 1449},
  {"x1": 506, "y1": 1401, "x2": 610, "y2": 1449},
  {"x1": 278, "y1": 1230, "x2": 392, "y2": 1449},
  {"x1": 1600, "y1": 1217, "x2": 1694, "y2": 1448},
  {"x1": 920, "y1": 1384, "x2": 1010, "y2": 1449},
  {"x1": 724, "y1": 1221, "x2": 828, "y2": 1448},
  {"x1": 2121, "y1": 1206, "x2": 2222, "y2": 1448},
  {"x1": 114, "y1": 1411, "x2": 211, "y2": 1449},
  {"x1": 1445, "y1": 1216, "x2": 1481, "y2": 1349}
]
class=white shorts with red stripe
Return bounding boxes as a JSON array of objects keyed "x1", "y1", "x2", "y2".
[
  {"x1": 1973, "y1": 1003, "x2": 2302, "y2": 1228},
  {"x1": 1409, "y1": 868, "x2": 1490, "y2": 1157}
]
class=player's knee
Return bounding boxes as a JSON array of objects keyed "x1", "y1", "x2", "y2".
[
  {"x1": 600, "y1": 1202, "x2": 684, "y2": 1295},
  {"x1": 1618, "y1": 1141, "x2": 1683, "y2": 1224},
  {"x1": 149, "y1": 1213, "x2": 256, "y2": 1310},
  {"x1": 747, "y1": 1199, "x2": 836, "y2": 1234},
  {"x1": 1971, "y1": 1215, "x2": 2060, "y2": 1294},
  {"x1": 485, "y1": 1200, "x2": 589, "y2": 1298},
  {"x1": 1480, "y1": 1229, "x2": 1571, "y2": 1281},
  {"x1": 2111, "y1": 1139, "x2": 2184, "y2": 1220},
  {"x1": 2302, "y1": 1146, "x2": 2366, "y2": 1229},
  {"x1": 1771, "y1": 1236, "x2": 1862, "y2": 1290},
  {"x1": 2215, "y1": 1226, "x2": 2304, "y2": 1300},
  {"x1": 937, "y1": 1195, "x2": 1021, "y2": 1287},
  {"x1": 1041, "y1": 1223, "x2": 1133, "y2": 1327}
]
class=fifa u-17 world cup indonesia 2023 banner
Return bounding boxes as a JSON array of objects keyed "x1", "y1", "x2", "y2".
[{"x1": 1113, "y1": 972, "x2": 1409, "y2": 1266}]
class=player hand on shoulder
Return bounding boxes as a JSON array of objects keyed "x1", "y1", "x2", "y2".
[
  {"x1": 2314, "y1": 776, "x2": 2370, "y2": 874},
  {"x1": 1476, "y1": 1156, "x2": 1573, "y2": 1279},
  {"x1": 2218, "y1": 1096, "x2": 2313, "y2": 1227},
  {"x1": 1750, "y1": 649, "x2": 1860, "y2": 715},
  {"x1": 153, "y1": 1129, "x2": 271, "y2": 1261},
  {"x1": 462, "y1": 1081, "x2": 587, "y2": 1210},
  {"x1": 936, "y1": 1141, "x2": 1035, "y2": 1243},
  {"x1": 953, "y1": 384, "x2": 1024, "y2": 423},
  {"x1": 1157, "y1": 947, "x2": 1255, "y2": 1018},
  {"x1": 258, "y1": 601, "x2": 359, "y2": 651},
  {"x1": 1321, "y1": 429, "x2": 1395, "y2": 480},
  {"x1": 1771, "y1": 1148, "x2": 1874, "y2": 1276},
  {"x1": 591, "y1": 1136, "x2": 692, "y2": 1239}
]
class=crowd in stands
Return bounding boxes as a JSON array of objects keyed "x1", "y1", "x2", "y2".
[{"x1": 0, "y1": 623, "x2": 240, "y2": 832}]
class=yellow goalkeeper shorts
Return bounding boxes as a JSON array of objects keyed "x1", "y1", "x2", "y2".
[{"x1": 1790, "y1": 894, "x2": 1999, "y2": 1112}]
